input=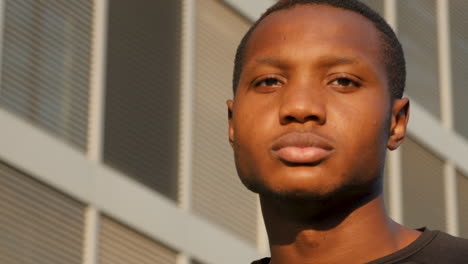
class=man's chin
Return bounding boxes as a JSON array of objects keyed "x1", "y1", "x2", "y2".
[
  {"x1": 242, "y1": 176, "x2": 382, "y2": 209},
  {"x1": 242, "y1": 178, "x2": 341, "y2": 202}
]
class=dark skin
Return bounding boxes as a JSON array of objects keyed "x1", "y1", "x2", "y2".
[{"x1": 227, "y1": 5, "x2": 420, "y2": 264}]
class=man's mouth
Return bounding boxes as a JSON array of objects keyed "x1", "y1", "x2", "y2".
[{"x1": 270, "y1": 132, "x2": 334, "y2": 164}]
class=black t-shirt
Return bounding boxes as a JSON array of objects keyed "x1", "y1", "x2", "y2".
[{"x1": 252, "y1": 229, "x2": 468, "y2": 264}]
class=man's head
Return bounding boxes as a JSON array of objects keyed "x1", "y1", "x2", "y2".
[
  {"x1": 233, "y1": 0, "x2": 406, "y2": 100},
  {"x1": 227, "y1": 0, "x2": 409, "y2": 206}
]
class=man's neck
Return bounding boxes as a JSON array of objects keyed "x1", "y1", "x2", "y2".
[{"x1": 261, "y1": 195, "x2": 420, "y2": 264}]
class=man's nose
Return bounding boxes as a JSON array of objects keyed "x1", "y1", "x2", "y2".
[{"x1": 278, "y1": 81, "x2": 327, "y2": 125}]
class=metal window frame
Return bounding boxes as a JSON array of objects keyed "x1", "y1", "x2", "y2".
[
  {"x1": 383, "y1": 0, "x2": 404, "y2": 223},
  {"x1": 177, "y1": 0, "x2": 196, "y2": 263},
  {"x1": 436, "y1": 0, "x2": 458, "y2": 236},
  {"x1": 83, "y1": 0, "x2": 109, "y2": 263}
]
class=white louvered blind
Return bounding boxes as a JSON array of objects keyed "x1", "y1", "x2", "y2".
[
  {"x1": 449, "y1": 1, "x2": 468, "y2": 141},
  {"x1": 400, "y1": 137, "x2": 445, "y2": 231},
  {"x1": 0, "y1": 0, "x2": 93, "y2": 151},
  {"x1": 192, "y1": 0, "x2": 258, "y2": 246},
  {"x1": 0, "y1": 161, "x2": 85, "y2": 264},
  {"x1": 98, "y1": 216, "x2": 177, "y2": 264},
  {"x1": 398, "y1": 0, "x2": 440, "y2": 118},
  {"x1": 103, "y1": 0, "x2": 181, "y2": 201}
]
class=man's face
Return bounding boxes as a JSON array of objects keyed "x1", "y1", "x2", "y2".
[{"x1": 228, "y1": 5, "x2": 403, "y2": 201}]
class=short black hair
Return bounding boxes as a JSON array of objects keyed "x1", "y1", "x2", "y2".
[{"x1": 232, "y1": 0, "x2": 405, "y2": 99}]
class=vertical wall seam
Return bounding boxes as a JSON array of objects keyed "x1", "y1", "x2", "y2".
[
  {"x1": 83, "y1": 206, "x2": 100, "y2": 264},
  {"x1": 384, "y1": 0, "x2": 397, "y2": 32},
  {"x1": 437, "y1": 0, "x2": 454, "y2": 128},
  {"x1": 387, "y1": 149, "x2": 403, "y2": 223},
  {"x1": 178, "y1": 0, "x2": 196, "y2": 262},
  {"x1": 436, "y1": 0, "x2": 458, "y2": 236},
  {"x1": 178, "y1": 0, "x2": 195, "y2": 213},
  {"x1": 87, "y1": 0, "x2": 109, "y2": 164},
  {"x1": 443, "y1": 163, "x2": 458, "y2": 235},
  {"x1": 177, "y1": 254, "x2": 190, "y2": 264},
  {"x1": 383, "y1": 0, "x2": 403, "y2": 224},
  {"x1": 84, "y1": 0, "x2": 110, "y2": 263}
]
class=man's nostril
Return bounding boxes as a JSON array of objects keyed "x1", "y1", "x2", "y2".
[{"x1": 304, "y1": 115, "x2": 320, "y2": 122}]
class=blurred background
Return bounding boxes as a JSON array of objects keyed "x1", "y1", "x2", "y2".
[{"x1": 0, "y1": 0, "x2": 467, "y2": 263}]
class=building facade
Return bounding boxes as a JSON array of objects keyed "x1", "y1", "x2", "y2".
[{"x1": 0, "y1": 0, "x2": 466, "y2": 264}]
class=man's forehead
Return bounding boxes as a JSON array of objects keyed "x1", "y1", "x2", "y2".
[{"x1": 242, "y1": 4, "x2": 383, "y2": 71}]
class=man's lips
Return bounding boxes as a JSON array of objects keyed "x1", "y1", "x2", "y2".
[{"x1": 270, "y1": 132, "x2": 334, "y2": 164}]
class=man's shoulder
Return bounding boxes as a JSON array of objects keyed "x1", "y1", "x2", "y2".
[
  {"x1": 403, "y1": 229, "x2": 468, "y2": 263},
  {"x1": 250, "y1": 230, "x2": 468, "y2": 264},
  {"x1": 427, "y1": 230, "x2": 468, "y2": 253}
]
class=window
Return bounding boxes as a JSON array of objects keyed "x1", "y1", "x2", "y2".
[
  {"x1": 0, "y1": 0, "x2": 93, "y2": 151},
  {"x1": 99, "y1": 216, "x2": 177, "y2": 264},
  {"x1": 450, "y1": 0, "x2": 468, "y2": 141},
  {"x1": 0, "y1": 161, "x2": 85, "y2": 264},
  {"x1": 103, "y1": 0, "x2": 181, "y2": 201},
  {"x1": 398, "y1": 0, "x2": 440, "y2": 118}
]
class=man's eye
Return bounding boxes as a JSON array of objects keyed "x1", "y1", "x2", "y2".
[
  {"x1": 331, "y1": 77, "x2": 359, "y2": 87},
  {"x1": 255, "y1": 77, "x2": 282, "y2": 87}
]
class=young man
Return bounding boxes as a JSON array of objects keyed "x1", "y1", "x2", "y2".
[{"x1": 227, "y1": 0, "x2": 468, "y2": 263}]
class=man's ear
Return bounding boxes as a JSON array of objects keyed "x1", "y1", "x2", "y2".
[
  {"x1": 227, "y1": 99, "x2": 234, "y2": 147},
  {"x1": 387, "y1": 98, "x2": 410, "y2": 150}
]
